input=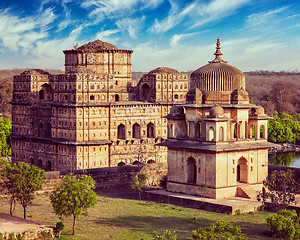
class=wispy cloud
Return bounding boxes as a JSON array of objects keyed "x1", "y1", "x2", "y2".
[
  {"x1": 170, "y1": 32, "x2": 197, "y2": 47},
  {"x1": 245, "y1": 7, "x2": 288, "y2": 29},
  {"x1": 150, "y1": 1, "x2": 195, "y2": 33},
  {"x1": 96, "y1": 29, "x2": 120, "y2": 43},
  {"x1": 0, "y1": 8, "x2": 56, "y2": 53},
  {"x1": 81, "y1": 0, "x2": 162, "y2": 22},
  {"x1": 116, "y1": 16, "x2": 145, "y2": 39}
]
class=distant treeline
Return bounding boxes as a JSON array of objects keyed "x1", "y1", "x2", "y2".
[{"x1": 0, "y1": 69, "x2": 299, "y2": 118}]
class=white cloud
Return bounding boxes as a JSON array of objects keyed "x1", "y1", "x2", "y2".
[
  {"x1": 245, "y1": 7, "x2": 287, "y2": 29},
  {"x1": 150, "y1": 1, "x2": 195, "y2": 33},
  {"x1": 0, "y1": 8, "x2": 56, "y2": 53},
  {"x1": 170, "y1": 33, "x2": 196, "y2": 47},
  {"x1": 150, "y1": 0, "x2": 249, "y2": 33},
  {"x1": 96, "y1": 29, "x2": 120, "y2": 43},
  {"x1": 116, "y1": 16, "x2": 145, "y2": 39}
]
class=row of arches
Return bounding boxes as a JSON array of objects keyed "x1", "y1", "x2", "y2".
[
  {"x1": 185, "y1": 156, "x2": 249, "y2": 185},
  {"x1": 117, "y1": 122, "x2": 155, "y2": 139},
  {"x1": 117, "y1": 159, "x2": 156, "y2": 166},
  {"x1": 30, "y1": 157, "x2": 52, "y2": 171}
]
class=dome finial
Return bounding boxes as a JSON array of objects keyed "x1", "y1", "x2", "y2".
[{"x1": 209, "y1": 37, "x2": 228, "y2": 63}]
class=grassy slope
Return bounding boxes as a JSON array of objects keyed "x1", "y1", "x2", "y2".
[{"x1": 0, "y1": 192, "x2": 274, "y2": 240}]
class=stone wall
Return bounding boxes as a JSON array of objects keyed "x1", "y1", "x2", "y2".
[{"x1": 45, "y1": 162, "x2": 168, "y2": 190}]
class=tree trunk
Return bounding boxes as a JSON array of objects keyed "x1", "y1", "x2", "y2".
[
  {"x1": 23, "y1": 205, "x2": 26, "y2": 219},
  {"x1": 72, "y1": 215, "x2": 76, "y2": 235},
  {"x1": 138, "y1": 191, "x2": 141, "y2": 201},
  {"x1": 9, "y1": 198, "x2": 16, "y2": 215}
]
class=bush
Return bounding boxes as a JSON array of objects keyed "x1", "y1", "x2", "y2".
[
  {"x1": 153, "y1": 230, "x2": 177, "y2": 240},
  {"x1": 192, "y1": 221, "x2": 248, "y2": 239},
  {"x1": 266, "y1": 209, "x2": 300, "y2": 239}
]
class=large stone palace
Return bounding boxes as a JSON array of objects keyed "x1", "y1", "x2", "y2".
[
  {"x1": 10, "y1": 40, "x2": 188, "y2": 171},
  {"x1": 159, "y1": 38, "x2": 274, "y2": 198}
]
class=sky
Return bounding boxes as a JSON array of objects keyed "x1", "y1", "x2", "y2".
[{"x1": 0, "y1": 0, "x2": 300, "y2": 72}]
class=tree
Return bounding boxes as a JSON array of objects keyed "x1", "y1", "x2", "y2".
[
  {"x1": 50, "y1": 173, "x2": 98, "y2": 235},
  {"x1": 268, "y1": 112, "x2": 300, "y2": 143},
  {"x1": 257, "y1": 170, "x2": 300, "y2": 210},
  {"x1": 130, "y1": 172, "x2": 147, "y2": 201},
  {"x1": 0, "y1": 160, "x2": 47, "y2": 218},
  {"x1": 0, "y1": 117, "x2": 11, "y2": 157}
]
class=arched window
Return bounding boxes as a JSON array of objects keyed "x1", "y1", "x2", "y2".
[
  {"x1": 117, "y1": 124, "x2": 126, "y2": 139},
  {"x1": 115, "y1": 94, "x2": 120, "y2": 102},
  {"x1": 38, "y1": 122, "x2": 43, "y2": 137},
  {"x1": 260, "y1": 125, "x2": 265, "y2": 138},
  {"x1": 118, "y1": 162, "x2": 125, "y2": 166},
  {"x1": 30, "y1": 157, "x2": 34, "y2": 165},
  {"x1": 147, "y1": 122, "x2": 155, "y2": 138},
  {"x1": 39, "y1": 89, "x2": 45, "y2": 99},
  {"x1": 196, "y1": 122, "x2": 201, "y2": 138},
  {"x1": 147, "y1": 160, "x2": 155, "y2": 164},
  {"x1": 132, "y1": 123, "x2": 141, "y2": 139},
  {"x1": 90, "y1": 95, "x2": 95, "y2": 100},
  {"x1": 45, "y1": 122, "x2": 51, "y2": 138},
  {"x1": 37, "y1": 159, "x2": 43, "y2": 169},
  {"x1": 132, "y1": 160, "x2": 141, "y2": 165},
  {"x1": 209, "y1": 126, "x2": 214, "y2": 141},
  {"x1": 219, "y1": 126, "x2": 224, "y2": 141},
  {"x1": 169, "y1": 124, "x2": 174, "y2": 138},
  {"x1": 233, "y1": 123, "x2": 237, "y2": 139},
  {"x1": 187, "y1": 157, "x2": 196, "y2": 184},
  {"x1": 251, "y1": 125, "x2": 255, "y2": 138}
]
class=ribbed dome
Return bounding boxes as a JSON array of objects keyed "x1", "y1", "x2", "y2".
[{"x1": 190, "y1": 38, "x2": 245, "y2": 92}]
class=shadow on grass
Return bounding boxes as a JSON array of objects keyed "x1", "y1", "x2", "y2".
[
  {"x1": 94, "y1": 215, "x2": 214, "y2": 239},
  {"x1": 238, "y1": 221, "x2": 272, "y2": 240}
]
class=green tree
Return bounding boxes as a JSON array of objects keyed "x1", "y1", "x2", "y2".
[
  {"x1": 50, "y1": 173, "x2": 98, "y2": 235},
  {"x1": 130, "y1": 172, "x2": 147, "y2": 201},
  {"x1": 0, "y1": 117, "x2": 11, "y2": 157},
  {"x1": 257, "y1": 170, "x2": 300, "y2": 210},
  {"x1": 0, "y1": 160, "x2": 47, "y2": 218},
  {"x1": 268, "y1": 112, "x2": 300, "y2": 143},
  {"x1": 267, "y1": 209, "x2": 300, "y2": 239}
]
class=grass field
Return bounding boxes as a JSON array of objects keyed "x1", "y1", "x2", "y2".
[{"x1": 0, "y1": 189, "x2": 275, "y2": 240}]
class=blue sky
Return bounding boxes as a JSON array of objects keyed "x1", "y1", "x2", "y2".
[{"x1": 0, "y1": 0, "x2": 299, "y2": 72}]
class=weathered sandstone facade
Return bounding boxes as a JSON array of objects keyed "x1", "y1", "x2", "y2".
[{"x1": 10, "y1": 40, "x2": 188, "y2": 171}]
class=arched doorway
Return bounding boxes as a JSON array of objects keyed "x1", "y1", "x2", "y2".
[
  {"x1": 237, "y1": 157, "x2": 248, "y2": 183},
  {"x1": 209, "y1": 127, "x2": 214, "y2": 141},
  {"x1": 46, "y1": 161, "x2": 52, "y2": 171},
  {"x1": 115, "y1": 94, "x2": 120, "y2": 102},
  {"x1": 118, "y1": 162, "x2": 125, "y2": 166},
  {"x1": 187, "y1": 157, "x2": 196, "y2": 184},
  {"x1": 140, "y1": 83, "x2": 151, "y2": 101},
  {"x1": 37, "y1": 159, "x2": 43, "y2": 169},
  {"x1": 147, "y1": 160, "x2": 155, "y2": 164}
]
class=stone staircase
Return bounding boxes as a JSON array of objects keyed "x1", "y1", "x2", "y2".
[{"x1": 237, "y1": 185, "x2": 259, "y2": 199}]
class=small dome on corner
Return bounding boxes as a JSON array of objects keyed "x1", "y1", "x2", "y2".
[{"x1": 209, "y1": 105, "x2": 224, "y2": 118}]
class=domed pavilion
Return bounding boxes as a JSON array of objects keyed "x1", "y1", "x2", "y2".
[{"x1": 159, "y1": 38, "x2": 275, "y2": 200}]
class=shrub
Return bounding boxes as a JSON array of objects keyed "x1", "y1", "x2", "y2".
[
  {"x1": 153, "y1": 230, "x2": 177, "y2": 240},
  {"x1": 266, "y1": 209, "x2": 300, "y2": 239},
  {"x1": 192, "y1": 221, "x2": 248, "y2": 239}
]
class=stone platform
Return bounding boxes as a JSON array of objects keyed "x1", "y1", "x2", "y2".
[{"x1": 144, "y1": 189, "x2": 261, "y2": 215}]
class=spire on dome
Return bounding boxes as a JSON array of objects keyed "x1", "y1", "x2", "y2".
[{"x1": 209, "y1": 37, "x2": 228, "y2": 63}]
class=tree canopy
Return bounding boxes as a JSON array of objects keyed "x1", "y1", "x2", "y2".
[
  {"x1": 50, "y1": 173, "x2": 98, "y2": 235},
  {"x1": 0, "y1": 117, "x2": 11, "y2": 157},
  {"x1": 268, "y1": 112, "x2": 300, "y2": 143},
  {"x1": 0, "y1": 160, "x2": 47, "y2": 218}
]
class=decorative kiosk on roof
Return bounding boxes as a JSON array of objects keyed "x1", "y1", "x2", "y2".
[{"x1": 159, "y1": 38, "x2": 274, "y2": 199}]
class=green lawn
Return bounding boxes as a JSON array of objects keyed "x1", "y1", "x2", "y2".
[{"x1": 0, "y1": 191, "x2": 274, "y2": 240}]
